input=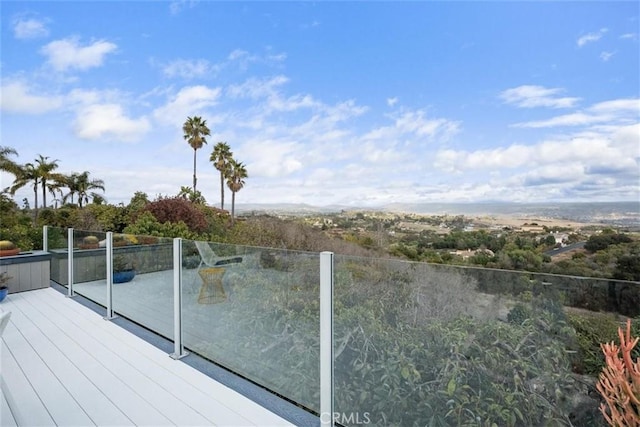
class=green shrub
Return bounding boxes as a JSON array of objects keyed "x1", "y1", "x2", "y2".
[
  {"x1": 0, "y1": 224, "x2": 42, "y2": 251},
  {"x1": 567, "y1": 312, "x2": 625, "y2": 375},
  {"x1": 507, "y1": 303, "x2": 532, "y2": 325}
]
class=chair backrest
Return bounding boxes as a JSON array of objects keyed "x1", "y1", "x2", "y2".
[
  {"x1": 194, "y1": 241, "x2": 243, "y2": 267},
  {"x1": 0, "y1": 311, "x2": 12, "y2": 337},
  {"x1": 194, "y1": 241, "x2": 218, "y2": 266}
]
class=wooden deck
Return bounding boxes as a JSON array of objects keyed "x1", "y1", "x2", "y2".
[{"x1": 0, "y1": 287, "x2": 295, "y2": 426}]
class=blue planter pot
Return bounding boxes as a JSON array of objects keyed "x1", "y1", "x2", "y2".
[
  {"x1": 113, "y1": 270, "x2": 135, "y2": 284},
  {"x1": 0, "y1": 287, "x2": 8, "y2": 302}
]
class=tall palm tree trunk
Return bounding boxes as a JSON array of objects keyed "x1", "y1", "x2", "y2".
[
  {"x1": 231, "y1": 191, "x2": 236, "y2": 226},
  {"x1": 33, "y1": 183, "x2": 39, "y2": 224},
  {"x1": 193, "y1": 149, "x2": 197, "y2": 193},
  {"x1": 42, "y1": 179, "x2": 47, "y2": 208},
  {"x1": 220, "y1": 172, "x2": 225, "y2": 210}
]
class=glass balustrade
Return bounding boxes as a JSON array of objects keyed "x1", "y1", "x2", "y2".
[
  {"x1": 332, "y1": 256, "x2": 639, "y2": 426},
  {"x1": 45, "y1": 227, "x2": 639, "y2": 426},
  {"x1": 68, "y1": 229, "x2": 107, "y2": 303},
  {"x1": 109, "y1": 233, "x2": 175, "y2": 338},
  {"x1": 48, "y1": 226, "x2": 69, "y2": 285},
  {"x1": 181, "y1": 240, "x2": 321, "y2": 412}
]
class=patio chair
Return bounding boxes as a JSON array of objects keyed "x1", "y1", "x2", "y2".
[
  {"x1": 194, "y1": 241, "x2": 243, "y2": 269},
  {"x1": 193, "y1": 242, "x2": 242, "y2": 301},
  {"x1": 0, "y1": 310, "x2": 11, "y2": 337}
]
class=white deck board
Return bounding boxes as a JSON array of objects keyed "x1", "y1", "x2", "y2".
[
  {"x1": 14, "y1": 293, "x2": 212, "y2": 426},
  {"x1": 0, "y1": 288, "x2": 294, "y2": 427},
  {"x1": 1, "y1": 343, "x2": 56, "y2": 426},
  {"x1": 24, "y1": 290, "x2": 265, "y2": 426},
  {"x1": 41, "y1": 285, "x2": 293, "y2": 425},
  {"x1": 1, "y1": 311, "x2": 94, "y2": 426},
  {"x1": 4, "y1": 293, "x2": 143, "y2": 426},
  {"x1": 1, "y1": 383, "x2": 18, "y2": 427}
]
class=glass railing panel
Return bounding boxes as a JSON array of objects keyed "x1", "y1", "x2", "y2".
[
  {"x1": 48, "y1": 226, "x2": 70, "y2": 285},
  {"x1": 71, "y1": 230, "x2": 107, "y2": 304},
  {"x1": 332, "y1": 256, "x2": 638, "y2": 427},
  {"x1": 111, "y1": 233, "x2": 175, "y2": 340},
  {"x1": 182, "y1": 240, "x2": 321, "y2": 412}
]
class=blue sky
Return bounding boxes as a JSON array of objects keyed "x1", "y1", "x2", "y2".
[{"x1": 1, "y1": 1, "x2": 638, "y2": 208}]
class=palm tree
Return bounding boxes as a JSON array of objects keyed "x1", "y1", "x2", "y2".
[
  {"x1": 177, "y1": 186, "x2": 206, "y2": 204},
  {"x1": 62, "y1": 172, "x2": 80, "y2": 205},
  {"x1": 182, "y1": 116, "x2": 210, "y2": 195},
  {"x1": 34, "y1": 155, "x2": 62, "y2": 209},
  {"x1": 63, "y1": 171, "x2": 105, "y2": 207},
  {"x1": 0, "y1": 146, "x2": 20, "y2": 176},
  {"x1": 210, "y1": 142, "x2": 233, "y2": 210},
  {"x1": 75, "y1": 171, "x2": 105, "y2": 208},
  {"x1": 226, "y1": 159, "x2": 248, "y2": 226},
  {"x1": 10, "y1": 162, "x2": 39, "y2": 220}
]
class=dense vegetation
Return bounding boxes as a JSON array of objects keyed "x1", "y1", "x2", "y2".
[{"x1": 315, "y1": 212, "x2": 640, "y2": 282}]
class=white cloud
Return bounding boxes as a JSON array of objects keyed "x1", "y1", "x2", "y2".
[
  {"x1": 41, "y1": 37, "x2": 117, "y2": 72},
  {"x1": 619, "y1": 33, "x2": 637, "y2": 41},
  {"x1": 74, "y1": 104, "x2": 150, "y2": 141},
  {"x1": 227, "y1": 75, "x2": 289, "y2": 99},
  {"x1": 361, "y1": 142, "x2": 404, "y2": 164},
  {"x1": 600, "y1": 51, "x2": 615, "y2": 62},
  {"x1": 395, "y1": 110, "x2": 460, "y2": 138},
  {"x1": 153, "y1": 85, "x2": 221, "y2": 126},
  {"x1": 363, "y1": 109, "x2": 460, "y2": 144},
  {"x1": 227, "y1": 48, "x2": 287, "y2": 70},
  {"x1": 243, "y1": 139, "x2": 303, "y2": 178},
  {"x1": 227, "y1": 75, "x2": 327, "y2": 115},
  {"x1": 13, "y1": 17, "x2": 49, "y2": 39},
  {"x1": 169, "y1": 0, "x2": 198, "y2": 15},
  {"x1": 387, "y1": 97, "x2": 398, "y2": 107},
  {"x1": 589, "y1": 98, "x2": 640, "y2": 114},
  {"x1": 512, "y1": 112, "x2": 604, "y2": 128},
  {"x1": 519, "y1": 163, "x2": 586, "y2": 187},
  {"x1": 435, "y1": 124, "x2": 638, "y2": 178},
  {"x1": 499, "y1": 85, "x2": 580, "y2": 108},
  {"x1": 0, "y1": 80, "x2": 63, "y2": 114},
  {"x1": 267, "y1": 52, "x2": 287, "y2": 62},
  {"x1": 268, "y1": 94, "x2": 318, "y2": 112},
  {"x1": 512, "y1": 97, "x2": 639, "y2": 128},
  {"x1": 162, "y1": 59, "x2": 216, "y2": 79},
  {"x1": 577, "y1": 28, "x2": 608, "y2": 47}
]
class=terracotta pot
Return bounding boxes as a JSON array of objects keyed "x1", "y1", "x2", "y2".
[
  {"x1": 79, "y1": 243, "x2": 99, "y2": 249},
  {"x1": 0, "y1": 248, "x2": 20, "y2": 257}
]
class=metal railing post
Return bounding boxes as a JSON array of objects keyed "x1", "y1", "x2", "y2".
[
  {"x1": 42, "y1": 226, "x2": 48, "y2": 252},
  {"x1": 320, "y1": 251, "x2": 335, "y2": 426},
  {"x1": 170, "y1": 238, "x2": 188, "y2": 359},
  {"x1": 104, "y1": 232, "x2": 117, "y2": 320},
  {"x1": 67, "y1": 228, "x2": 75, "y2": 297}
]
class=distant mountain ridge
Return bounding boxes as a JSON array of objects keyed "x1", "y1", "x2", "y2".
[{"x1": 236, "y1": 201, "x2": 640, "y2": 227}]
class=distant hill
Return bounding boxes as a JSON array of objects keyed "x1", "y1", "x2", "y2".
[{"x1": 236, "y1": 201, "x2": 640, "y2": 227}]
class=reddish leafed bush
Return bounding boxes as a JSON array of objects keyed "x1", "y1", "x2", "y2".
[{"x1": 142, "y1": 196, "x2": 208, "y2": 233}]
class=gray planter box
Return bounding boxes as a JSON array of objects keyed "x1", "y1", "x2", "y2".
[{"x1": 0, "y1": 251, "x2": 52, "y2": 293}]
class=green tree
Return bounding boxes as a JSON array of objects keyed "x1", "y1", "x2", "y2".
[
  {"x1": 210, "y1": 142, "x2": 233, "y2": 210},
  {"x1": 64, "y1": 171, "x2": 105, "y2": 208},
  {"x1": 177, "y1": 186, "x2": 206, "y2": 204},
  {"x1": 0, "y1": 146, "x2": 20, "y2": 178},
  {"x1": 34, "y1": 154, "x2": 63, "y2": 209},
  {"x1": 226, "y1": 159, "x2": 247, "y2": 226},
  {"x1": 9, "y1": 162, "x2": 39, "y2": 221},
  {"x1": 613, "y1": 255, "x2": 640, "y2": 281},
  {"x1": 182, "y1": 116, "x2": 210, "y2": 195}
]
